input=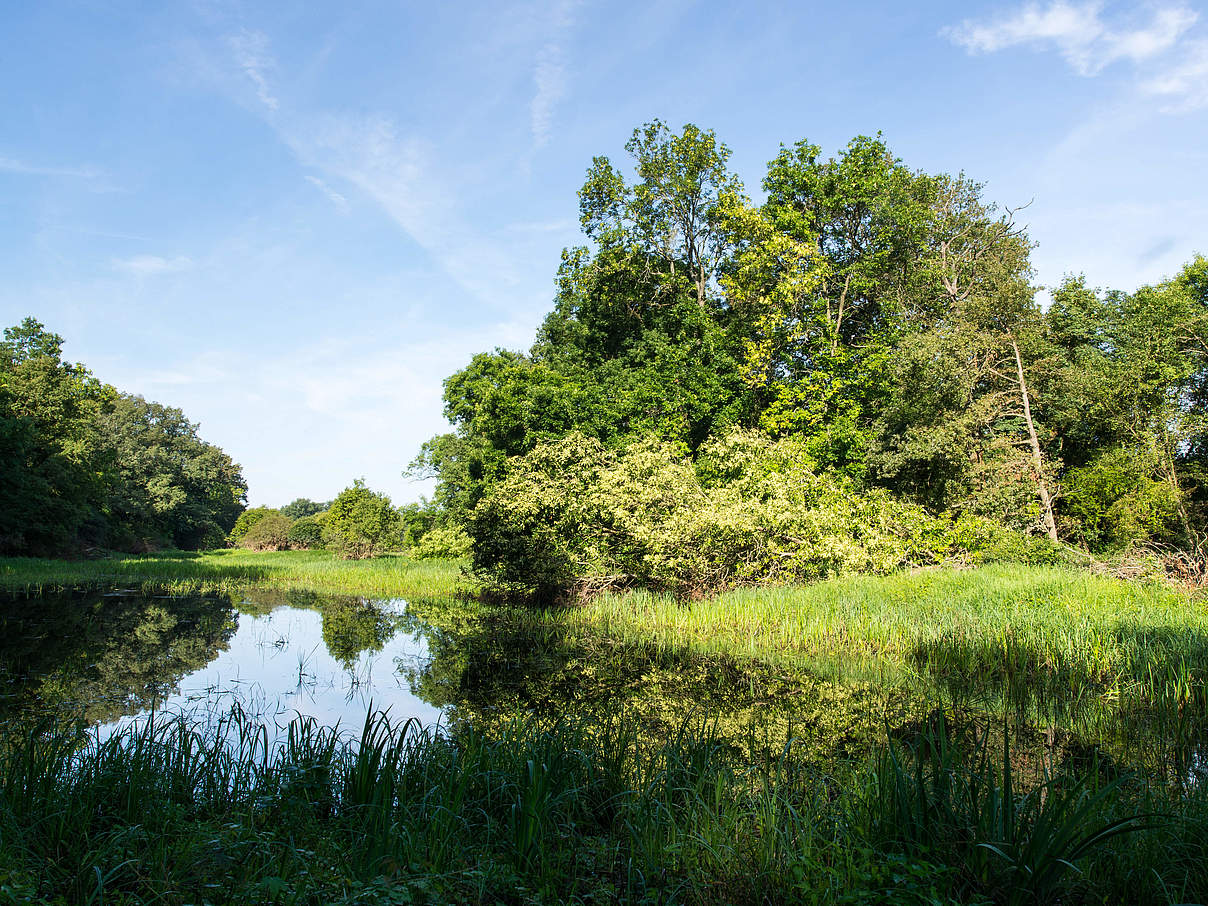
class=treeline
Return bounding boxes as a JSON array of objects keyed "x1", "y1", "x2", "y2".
[
  {"x1": 418, "y1": 122, "x2": 1208, "y2": 597},
  {"x1": 0, "y1": 319, "x2": 246, "y2": 555},
  {"x1": 228, "y1": 485, "x2": 469, "y2": 560}
]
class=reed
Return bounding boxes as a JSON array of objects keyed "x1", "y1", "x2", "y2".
[
  {"x1": 0, "y1": 706, "x2": 1198, "y2": 905},
  {"x1": 541, "y1": 565, "x2": 1206, "y2": 691}
]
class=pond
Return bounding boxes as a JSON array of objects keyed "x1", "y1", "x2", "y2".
[{"x1": 2, "y1": 585, "x2": 1206, "y2": 785}]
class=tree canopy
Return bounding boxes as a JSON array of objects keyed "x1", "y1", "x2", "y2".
[
  {"x1": 0, "y1": 318, "x2": 247, "y2": 554},
  {"x1": 418, "y1": 122, "x2": 1208, "y2": 596}
]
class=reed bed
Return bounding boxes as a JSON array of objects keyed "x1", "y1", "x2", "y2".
[
  {"x1": 547, "y1": 565, "x2": 1208, "y2": 691},
  {"x1": 0, "y1": 706, "x2": 1200, "y2": 905},
  {"x1": 0, "y1": 550, "x2": 471, "y2": 599}
]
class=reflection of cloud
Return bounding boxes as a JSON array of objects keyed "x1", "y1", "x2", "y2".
[
  {"x1": 112, "y1": 255, "x2": 194, "y2": 276},
  {"x1": 942, "y1": 2, "x2": 1196, "y2": 75}
]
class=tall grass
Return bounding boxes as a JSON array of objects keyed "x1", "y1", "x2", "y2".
[
  {"x1": 547, "y1": 565, "x2": 1206, "y2": 690},
  {"x1": 0, "y1": 706, "x2": 1198, "y2": 905},
  {"x1": 0, "y1": 549, "x2": 472, "y2": 599}
]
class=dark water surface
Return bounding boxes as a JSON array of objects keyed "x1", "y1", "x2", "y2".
[{"x1": 2, "y1": 587, "x2": 1206, "y2": 784}]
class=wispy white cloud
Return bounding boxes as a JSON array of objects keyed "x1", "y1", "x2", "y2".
[
  {"x1": 942, "y1": 2, "x2": 1197, "y2": 76},
  {"x1": 0, "y1": 155, "x2": 101, "y2": 179},
  {"x1": 1142, "y1": 39, "x2": 1208, "y2": 110},
  {"x1": 227, "y1": 29, "x2": 278, "y2": 111},
  {"x1": 112, "y1": 255, "x2": 194, "y2": 276},
  {"x1": 304, "y1": 174, "x2": 349, "y2": 210},
  {"x1": 529, "y1": 0, "x2": 579, "y2": 149}
]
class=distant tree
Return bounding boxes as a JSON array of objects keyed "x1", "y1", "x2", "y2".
[
  {"x1": 324, "y1": 481, "x2": 401, "y2": 559},
  {"x1": 240, "y1": 512, "x2": 292, "y2": 551},
  {"x1": 99, "y1": 394, "x2": 247, "y2": 550},
  {"x1": 280, "y1": 498, "x2": 329, "y2": 520}
]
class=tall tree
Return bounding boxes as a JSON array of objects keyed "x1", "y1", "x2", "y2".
[{"x1": 0, "y1": 318, "x2": 111, "y2": 553}]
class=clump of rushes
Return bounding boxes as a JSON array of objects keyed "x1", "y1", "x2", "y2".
[{"x1": 0, "y1": 706, "x2": 1199, "y2": 905}]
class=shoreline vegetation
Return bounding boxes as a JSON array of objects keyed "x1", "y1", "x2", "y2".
[
  {"x1": 5, "y1": 555, "x2": 1208, "y2": 902},
  {"x1": 3, "y1": 706, "x2": 1202, "y2": 906}
]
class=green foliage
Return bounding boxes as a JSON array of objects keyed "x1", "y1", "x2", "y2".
[
  {"x1": 280, "y1": 497, "x2": 329, "y2": 519},
  {"x1": 226, "y1": 506, "x2": 278, "y2": 548},
  {"x1": 414, "y1": 523, "x2": 472, "y2": 560},
  {"x1": 324, "y1": 480, "x2": 402, "y2": 560},
  {"x1": 469, "y1": 430, "x2": 1052, "y2": 600},
  {"x1": 239, "y1": 512, "x2": 293, "y2": 551},
  {"x1": 0, "y1": 317, "x2": 246, "y2": 555},
  {"x1": 100, "y1": 393, "x2": 246, "y2": 551},
  {"x1": 0, "y1": 318, "x2": 112, "y2": 553},
  {"x1": 1064, "y1": 448, "x2": 1180, "y2": 547},
  {"x1": 286, "y1": 515, "x2": 324, "y2": 549}
]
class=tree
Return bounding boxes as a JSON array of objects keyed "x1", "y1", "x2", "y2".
[
  {"x1": 0, "y1": 318, "x2": 111, "y2": 553},
  {"x1": 580, "y1": 120, "x2": 742, "y2": 307},
  {"x1": 280, "y1": 498, "x2": 329, "y2": 519},
  {"x1": 324, "y1": 480, "x2": 402, "y2": 559},
  {"x1": 100, "y1": 394, "x2": 247, "y2": 550}
]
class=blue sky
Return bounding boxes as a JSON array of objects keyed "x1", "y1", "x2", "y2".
[{"x1": 2, "y1": 1, "x2": 1205, "y2": 506}]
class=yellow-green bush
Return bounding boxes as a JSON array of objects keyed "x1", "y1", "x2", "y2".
[{"x1": 469, "y1": 431, "x2": 1062, "y2": 599}]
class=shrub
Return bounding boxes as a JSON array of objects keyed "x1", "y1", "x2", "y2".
[
  {"x1": 414, "y1": 524, "x2": 472, "y2": 559},
  {"x1": 226, "y1": 506, "x2": 278, "y2": 547},
  {"x1": 1063, "y1": 447, "x2": 1180, "y2": 548},
  {"x1": 286, "y1": 515, "x2": 324, "y2": 549},
  {"x1": 324, "y1": 481, "x2": 401, "y2": 560},
  {"x1": 469, "y1": 431, "x2": 1059, "y2": 601},
  {"x1": 240, "y1": 513, "x2": 292, "y2": 551}
]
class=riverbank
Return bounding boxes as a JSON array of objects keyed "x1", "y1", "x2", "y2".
[{"x1": 0, "y1": 549, "x2": 470, "y2": 599}]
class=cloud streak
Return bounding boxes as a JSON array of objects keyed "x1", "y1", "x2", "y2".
[
  {"x1": 529, "y1": 0, "x2": 579, "y2": 149},
  {"x1": 942, "y1": 2, "x2": 1197, "y2": 76},
  {"x1": 112, "y1": 255, "x2": 194, "y2": 276},
  {"x1": 227, "y1": 29, "x2": 279, "y2": 110}
]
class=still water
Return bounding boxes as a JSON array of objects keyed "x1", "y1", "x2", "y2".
[
  {"x1": 0, "y1": 590, "x2": 443, "y2": 744},
  {"x1": 2, "y1": 586, "x2": 1206, "y2": 783}
]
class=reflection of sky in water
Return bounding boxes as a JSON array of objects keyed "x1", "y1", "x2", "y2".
[{"x1": 105, "y1": 603, "x2": 443, "y2": 746}]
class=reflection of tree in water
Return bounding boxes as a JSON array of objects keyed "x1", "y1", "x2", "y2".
[
  {"x1": 0, "y1": 592, "x2": 238, "y2": 725},
  {"x1": 397, "y1": 602, "x2": 920, "y2": 763},
  {"x1": 235, "y1": 587, "x2": 413, "y2": 672},
  {"x1": 320, "y1": 598, "x2": 397, "y2": 669}
]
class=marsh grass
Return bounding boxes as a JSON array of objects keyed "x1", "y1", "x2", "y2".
[
  {"x1": 0, "y1": 550, "x2": 471, "y2": 599},
  {"x1": 0, "y1": 706, "x2": 1200, "y2": 905},
  {"x1": 547, "y1": 565, "x2": 1206, "y2": 690}
]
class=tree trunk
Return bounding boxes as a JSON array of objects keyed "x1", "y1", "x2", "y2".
[{"x1": 1011, "y1": 338, "x2": 1059, "y2": 542}]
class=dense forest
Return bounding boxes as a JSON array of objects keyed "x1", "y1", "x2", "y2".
[
  {"x1": 0, "y1": 318, "x2": 246, "y2": 554},
  {"x1": 417, "y1": 122, "x2": 1208, "y2": 598}
]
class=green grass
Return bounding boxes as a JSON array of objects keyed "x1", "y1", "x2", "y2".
[
  {"x1": 543, "y1": 565, "x2": 1207, "y2": 691},
  {"x1": 0, "y1": 549, "x2": 473, "y2": 599},
  {"x1": 0, "y1": 706, "x2": 1198, "y2": 905}
]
